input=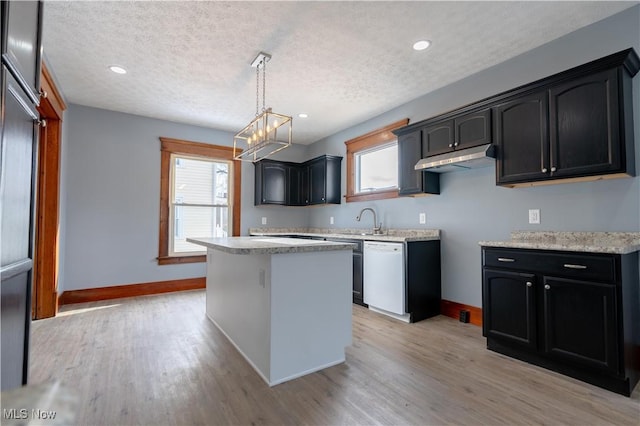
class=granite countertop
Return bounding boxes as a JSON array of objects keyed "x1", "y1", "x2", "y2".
[
  {"x1": 187, "y1": 236, "x2": 356, "y2": 255},
  {"x1": 479, "y1": 231, "x2": 640, "y2": 254},
  {"x1": 248, "y1": 227, "x2": 441, "y2": 242}
]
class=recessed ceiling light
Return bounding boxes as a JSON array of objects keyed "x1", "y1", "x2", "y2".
[
  {"x1": 413, "y1": 40, "x2": 431, "y2": 51},
  {"x1": 108, "y1": 65, "x2": 127, "y2": 74},
  {"x1": 298, "y1": 113, "x2": 308, "y2": 118}
]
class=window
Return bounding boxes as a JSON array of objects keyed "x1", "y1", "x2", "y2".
[
  {"x1": 158, "y1": 137, "x2": 242, "y2": 265},
  {"x1": 345, "y1": 119, "x2": 408, "y2": 202}
]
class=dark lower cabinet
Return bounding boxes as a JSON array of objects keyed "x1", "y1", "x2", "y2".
[
  {"x1": 406, "y1": 240, "x2": 441, "y2": 322},
  {"x1": 482, "y1": 247, "x2": 639, "y2": 396},
  {"x1": 322, "y1": 237, "x2": 365, "y2": 306}
]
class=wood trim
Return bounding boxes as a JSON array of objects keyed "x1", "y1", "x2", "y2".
[
  {"x1": 344, "y1": 119, "x2": 408, "y2": 203},
  {"x1": 32, "y1": 60, "x2": 67, "y2": 319},
  {"x1": 58, "y1": 277, "x2": 206, "y2": 305},
  {"x1": 40, "y1": 62, "x2": 66, "y2": 119},
  {"x1": 440, "y1": 300, "x2": 483, "y2": 327},
  {"x1": 158, "y1": 138, "x2": 242, "y2": 264}
]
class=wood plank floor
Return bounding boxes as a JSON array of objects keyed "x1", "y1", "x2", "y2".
[{"x1": 30, "y1": 290, "x2": 639, "y2": 425}]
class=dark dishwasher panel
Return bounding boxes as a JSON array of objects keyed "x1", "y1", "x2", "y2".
[{"x1": 322, "y1": 237, "x2": 366, "y2": 307}]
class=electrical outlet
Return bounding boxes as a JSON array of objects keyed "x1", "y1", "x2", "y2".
[
  {"x1": 419, "y1": 212, "x2": 426, "y2": 224},
  {"x1": 528, "y1": 209, "x2": 540, "y2": 224},
  {"x1": 261, "y1": 217, "x2": 267, "y2": 225},
  {"x1": 330, "y1": 216, "x2": 334, "y2": 225}
]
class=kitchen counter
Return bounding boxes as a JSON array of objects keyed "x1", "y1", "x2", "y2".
[
  {"x1": 187, "y1": 236, "x2": 352, "y2": 386},
  {"x1": 186, "y1": 236, "x2": 355, "y2": 255},
  {"x1": 479, "y1": 231, "x2": 640, "y2": 254},
  {"x1": 248, "y1": 227, "x2": 440, "y2": 242}
]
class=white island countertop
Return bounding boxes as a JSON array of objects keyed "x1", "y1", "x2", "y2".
[{"x1": 186, "y1": 236, "x2": 356, "y2": 255}]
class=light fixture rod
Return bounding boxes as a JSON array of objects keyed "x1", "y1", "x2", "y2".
[{"x1": 251, "y1": 52, "x2": 271, "y2": 68}]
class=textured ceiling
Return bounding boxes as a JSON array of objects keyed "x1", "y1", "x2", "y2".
[{"x1": 42, "y1": 1, "x2": 636, "y2": 145}]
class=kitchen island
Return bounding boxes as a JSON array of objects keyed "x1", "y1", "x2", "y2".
[{"x1": 187, "y1": 236, "x2": 354, "y2": 386}]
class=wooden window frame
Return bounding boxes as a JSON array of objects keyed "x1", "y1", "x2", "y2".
[
  {"x1": 158, "y1": 137, "x2": 241, "y2": 265},
  {"x1": 344, "y1": 119, "x2": 408, "y2": 203}
]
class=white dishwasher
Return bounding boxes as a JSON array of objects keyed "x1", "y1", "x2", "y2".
[{"x1": 363, "y1": 241, "x2": 406, "y2": 318}]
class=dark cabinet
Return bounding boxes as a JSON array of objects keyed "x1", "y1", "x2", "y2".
[
  {"x1": 549, "y1": 69, "x2": 622, "y2": 178},
  {"x1": 481, "y1": 247, "x2": 639, "y2": 396},
  {"x1": 1, "y1": 0, "x2": 43, "y2": 391},
  {"x1": 495, "y1": 91, "x2": 549, "y2": 184},
  {"x1": 496, "y1": 52, "x2": 637, "y2": 186},
  {"x1": 422, "y1": 109, "x2": 491, "y2": 157},
  {"x1": 254, "y1": 155, "x2": 341, "y2": 206},
  {"x1": 2, "y1": 0, "x2": 43, "y2": 103},
  {"x1": 322, "y1": 237, "x2": 365, "y2": 306},
  {"x1": 482, "y1": 269, "x2": 537, "y2": 349},
  {"x1": 397, "y1": 129, "x2": 440, "y2": 196},
  {"x1": 406, "y1": 240, "x2": 441, "y2": 322},
  {"x1": 254, "y1": 160, "x2": 288, "y2": 205}
]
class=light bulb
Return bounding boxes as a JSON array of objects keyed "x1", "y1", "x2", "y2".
[{"x1": 273, "y1": 120, "x2": 278, "y2": 128}]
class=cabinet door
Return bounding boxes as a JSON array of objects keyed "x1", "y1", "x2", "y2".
[
  {"x1": 308, "y1": 158, "x2": 326, "y2": 204},
  {"x1": 422, "y1": 120, "x2": 454, "y2": 156},
  {"x1": 495, "y1": 91, "x2": 549, "y2": 185},
  {"x1": 482, "y1": 269, "x2": 537, "y2": 349},
  {"x1": 257, "y1": 161, "x2": 287, "y2": 205},
  {"x1": 2, "y1": 0, "x2": 43, "y2": 103},
  {"x1": 352, "y1": 251, "x2": 364, "y2": 306},
  {"x1": 398, "y1": 129, "x2": 423, "y2": 196},
  {"x1": 455, "y1": 109, "x2": 491, "y2": 150},
  {"x1": 324, "y1": 156, "x2": 342, "y2": 204},
  {"x1": 549, "y1": 69, "x2": 622, "y2": 178},
  {"x1": 286, "y1": 165, "x2": 303, "y2": 206},
  {"x1": 542, "y1": 276, "x2": 619, "y2": 374}
]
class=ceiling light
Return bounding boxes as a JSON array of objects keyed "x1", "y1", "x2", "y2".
[
  {"x1": 108, "y1": 65, "x2": 127, "y2": 74},
  {"x1": 298, "y1": 113, "x2": 308, "y2": 118},
  {"x1": 234, "y1": 52, "x2": 292, "y2": 162},
  {"x1": 413, "y1": 40, "x2": 431, "y2": 51}
]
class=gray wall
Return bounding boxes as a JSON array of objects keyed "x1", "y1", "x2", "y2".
[
  {"x1": 61, "y1": 106, "x2": 308, "y2": 291},
  {"x1": 305, "y1": 6, "x2": 640, "y2": 307}
]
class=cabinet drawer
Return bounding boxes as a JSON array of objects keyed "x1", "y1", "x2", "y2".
[{"x1": 483, "y1": 249, "x2": 617, "y2": 282}]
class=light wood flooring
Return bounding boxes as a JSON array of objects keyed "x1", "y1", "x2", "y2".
[{"x1": 30, "y1": 290, "x2": 639, "y2": 425}]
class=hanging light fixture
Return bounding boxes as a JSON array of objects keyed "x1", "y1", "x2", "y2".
[{"x1": 233, "y1": 52, "x2": 292, "y2": 162}]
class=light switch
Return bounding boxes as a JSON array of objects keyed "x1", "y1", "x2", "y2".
[
  {"x1": 419, "y1": 213, "x2": 426, "y2": 224},
  {"x1": 261, "y1": 217, "x2": 267, "y2": 225},
  {"x1": 330, "y1": 216, "x2": 334, "y2": 225}
]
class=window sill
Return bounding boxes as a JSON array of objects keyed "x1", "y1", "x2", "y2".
[
  {"x1": 157, "y1": 255, "x2": 206, "y2": 265},
  {"x1": 345, "y1": 189, "x2": 398, "y2": 203}
]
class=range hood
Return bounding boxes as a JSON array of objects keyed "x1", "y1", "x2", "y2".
[{"x1": 414, "y1": 144, "x2": 496, "y2": 173}]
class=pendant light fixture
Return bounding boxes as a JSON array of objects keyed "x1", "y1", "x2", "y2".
[{"x1": 233, "y1": 52, "x2": 292, "y2": 162}]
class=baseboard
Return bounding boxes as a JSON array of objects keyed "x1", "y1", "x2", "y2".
[
  {"x1": 58, "y1": 277, "x2": 205, "y2": 305},
  {"x1": 440, "y1": 299, "x2": 482, "y2": 327}
]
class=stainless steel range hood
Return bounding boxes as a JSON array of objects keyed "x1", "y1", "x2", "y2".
[{"x1": 414, "y1": 144, "x2": 496, "y2": 173}]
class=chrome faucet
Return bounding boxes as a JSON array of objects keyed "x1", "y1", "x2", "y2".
[{"x1": 356, "y1": 207, "x2": 382, "y2": 235}]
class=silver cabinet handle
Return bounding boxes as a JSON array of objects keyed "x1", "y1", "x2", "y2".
[
  {"x1": 497, "y1": 257, "x2": 515, "y2": 262},
  {"x1": 551, "y1": 166, "x2": 557, "y2": 172},
  {"x1": 454, "y1": 142, "x2": 459, "y2": 147},
  {"x1": 448, "y1": 143, "x2": 453, "y2": 148},
  {"x1": 542, "y1": 168, "x2": 548, "y2": 173},
  {"x1": 544, "y1": 284, "x2": 551, "y2": 290},
  {"x1": 564, "y1": 264, "x2": 587, "y2": 270},
  {"x1": 526, "y1": 282, "x2": 533, "y2": 287}
]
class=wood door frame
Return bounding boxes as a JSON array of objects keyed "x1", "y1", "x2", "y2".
[{"x1": 32, "y1": 61, "x2": 66, "y2": 319}]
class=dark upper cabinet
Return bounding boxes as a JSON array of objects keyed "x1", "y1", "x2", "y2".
[
  {"x1": 397, "y1": 129, "x2": 440, "y2": 196},
  {"x1": 306, "y1": 155, "x2": 341, "y2": 205},
  {"x1": 1, "y1": 0, "x2": 43, "y2": 104},
  {"x1": 455, "y1": 108, "x2": 492, "y2": 150},
  {"x1": 482, "y1": 269, "x2": 537, "y2": 349},
  {"x1": 254, "y1": 155, "x2": 341, "y2": 206},
  {"x1": 422, "y1": 109, "x2": 491, "y2": 157},
  {"x1": 422, "y1": 120, "x2": 453, "y2": 157},
  {"x1": 495, "y1": 91, "x2": 549, "y2": 184},
  {"x1": 549, "y1": 69, "x2": 622, "y2": 178},
  {"x1": 254, "y1": 160, "x2": 288, "y2": 205}
]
